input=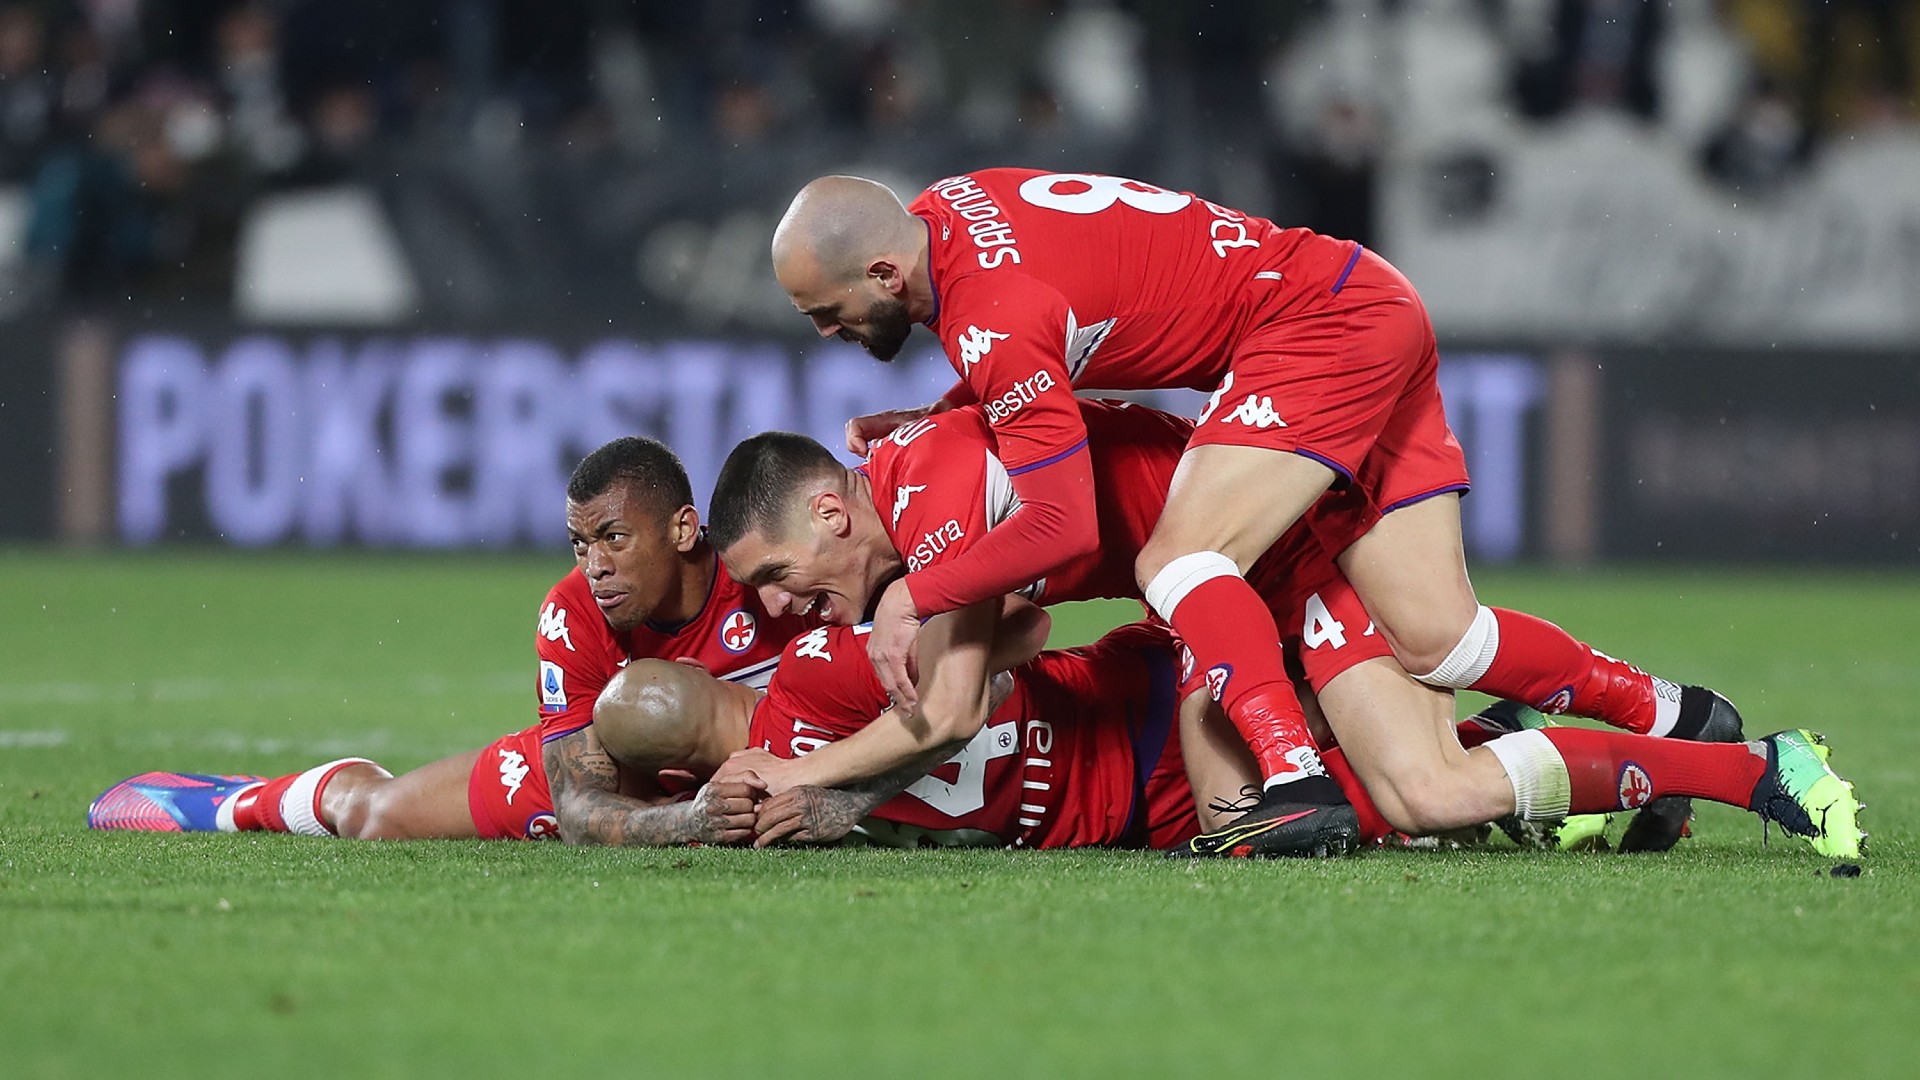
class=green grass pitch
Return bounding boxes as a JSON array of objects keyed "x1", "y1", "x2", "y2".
[{"x1": 2, "y1": 551, "x2": 1914, "y2": 1079}]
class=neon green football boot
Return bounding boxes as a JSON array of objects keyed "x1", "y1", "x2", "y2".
[{"x1": 1749, "y1": 730, "x2": 1865, "y2": 859}]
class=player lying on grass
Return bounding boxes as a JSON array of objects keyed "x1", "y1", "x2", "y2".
[
  {"x1": 705, "y1": 401, "x2": 1865, "y2": 859},
  {"x1": 88, "y1": 436, "x2": 813, "y2": 844},
  {"x1": 776, "y1": 170, "x2": 1758, "y2": 857}
]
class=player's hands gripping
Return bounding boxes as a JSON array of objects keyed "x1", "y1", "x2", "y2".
[
  {"x1": 751, "y1": 786, "x2": 863, "y2": 848},
  {"x1": 844, "y1": 399, "x2": 951, "y2": 456},
  {"x1": 688, "y1": 779, "x2": 763, "y2": 845},
  {"x1": 868, "y1": 578, "x2": 923, "y2": 709},
  {"x1": 712, "y1": 747, "x2": 806, "y2": 797}
]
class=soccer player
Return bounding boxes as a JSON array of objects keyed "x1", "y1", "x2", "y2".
[
  {"x1": 88, "y1": 437, "x2": 807, "y2": 846},
  {"x1": 706, "y1": 400, "x2": 1864, "y2": 859},
  {"x1": 769, "y1": 169, "x2": 1750, "y2": 851}
]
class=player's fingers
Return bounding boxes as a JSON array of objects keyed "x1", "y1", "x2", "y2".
[
  {"x1": 755, "y1": 813, "x2": 807, "y2": 848},
  {"x1": 886, "y1": 650, "x2": 919, "y2": 708},
  {"x1": 715, "y1": 826, "x2": 756, "y2": 845},
  {"x1": 845, "y1": 418, "x2": 868, "y2": 456}
]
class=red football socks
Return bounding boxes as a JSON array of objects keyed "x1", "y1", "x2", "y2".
[
  {"x1": 1167, "y1": 574, "x2": 1322, "y2": 784},
  {"x1": 1471, "y1": 608, "x2": 1680, "y2": 736},
  {"x1": 230, "y1": 773, "x2": 299, "y2": 832},
  {"x1": 1541, "y1": 727, "x2": 1766, "y2": 812}
]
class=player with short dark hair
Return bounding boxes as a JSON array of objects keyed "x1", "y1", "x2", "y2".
[
  {"x1": 88, "y1": 437, "x2": 809, "y2": 845},
  {"x1": 771, "y1": 168, "x2": 1763, "y2": 855},
  {"x1": 707, "y1": 400, "x2": 1863, "y2": 859}
]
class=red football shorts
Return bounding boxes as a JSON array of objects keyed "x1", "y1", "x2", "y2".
[
  {"x1": 468, "y1": 725, "x2": 562, "y2": 841},
  {"x1": 1188, "y1": 246, "x2": 1471, "y2": 552}
]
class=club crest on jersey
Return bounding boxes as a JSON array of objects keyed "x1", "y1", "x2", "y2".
[
  {"x1": 525, "y1": 813, "x2": 560, "y2": 840},
  {"x1": 498, "y1": 747, "x2": 530, "y2": 805},
  {"x1": 539, "y1": 661, "x2": 566, "y2": 712},
  {"x1": 892, "y1": 483, "x2": 927, "y2": 528},
  {"x1": 538, "y1": 602, "x2": 575, "y2": 651},
  {"x1": 720, "y1": 609, "x2": 758, "y2": 654},
  {"x1": 955, "y1": 325, "x2": 1010, "y2": 372},
  {"x1": 1617, "y1": 762, "x2": 1653, "y2": 809},
  {"x1": 1537, "y1": 685, "x2": 1576, "y2": 714},
  {"x1": 1205, "y1": 664, "x2": 1233, "y2": 702}
]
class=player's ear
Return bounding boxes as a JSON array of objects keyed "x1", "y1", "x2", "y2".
[
  {"x1": 868, "y1": 258, "x2": 904, "y2": 295},
  {"x1": 668, "y1": 505, "x2": 700, "y2": 552},
  {"x1": 812, "y1": 489, "x2": 853, "y2": 539}
]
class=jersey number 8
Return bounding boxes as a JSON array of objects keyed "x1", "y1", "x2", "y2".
[{"x1": 1017, "y1": 173, "x2": 1192, "y2": 216}]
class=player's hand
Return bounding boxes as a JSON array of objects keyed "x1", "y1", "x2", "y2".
[
  {"x1": 671, "y1": 655, "x2": 711, "y2": 672},
  {"x1": 689, "y1": 780, "x2": 763, "y2": 845},
  {"x1": 752, "y1": 786, "x2": 862, "y2": 848},
  {"x1": 868, "y1": 578, "x2": 923, "y2": 709},
  {"x1": 714, "y1": 747, "x2": 805, "y2": 797},
  {"x1": 844, "y1": 399, "x2": 950, "y2": 457}
]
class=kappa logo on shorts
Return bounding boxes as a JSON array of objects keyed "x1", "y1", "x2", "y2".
[
  {"x1": 525, "y1": 813, "x2": 560, "y2": 840},
  {"x1": 1617, "y1": 762, "x2": 1653, "y2": 809},
  {"x1": 539, "y1": 661, "x2": 566, "y2": 712},
  {"x1": 955, "y1": 325, "x2": 1010, "y2": 372},
  {"x1": 720, "y1": 609, "x2": 757, "y2": 654},
  {"x1": 1537, "y1": 685, "x2": 1576, "y2": 714},
  {"x1": 1224, "y1": 394, "x2": 1287, "y2": 429},
  {"x1": 498, "y1": 747, "x2": 531, "y2": 805},
  {"x1": 1205, "y1": 664, "x2": 1233, "y2": 702}
]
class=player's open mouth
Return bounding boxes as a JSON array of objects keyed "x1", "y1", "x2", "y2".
[
  {"x1": 593, "y1": 591, "x2": 628, "y2": 611},
  {"x1": 799, "y1": 593, "x2": 827, "y2": 620}
]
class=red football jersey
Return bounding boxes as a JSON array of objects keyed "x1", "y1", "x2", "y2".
[
  {"x1": 749, "y1": 623, "x2": 1183, "y2": 849},
  {"x1": 864, "y1": 398, "x2": 1189, "y2": 605},
  {"x1": 909, "y1": 168, "x2": 1359, "y2": 472},
  {"x1": 533, "y1": 550, "x2": 811, "y2": 744}
]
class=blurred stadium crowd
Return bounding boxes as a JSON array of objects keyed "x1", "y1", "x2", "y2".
[{"x1": 0, "y1": 0, "x2": 1912, "y2": 316}]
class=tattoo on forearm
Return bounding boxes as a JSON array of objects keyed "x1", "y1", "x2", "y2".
[
  {"x1": 789, "y1": 754, "x2": 948, "y2": 842},
  {"x1": 542, "y1": 730, "x2": 708, "y2": 847}
]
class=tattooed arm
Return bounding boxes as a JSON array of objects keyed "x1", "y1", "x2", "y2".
[
  {"x1": 748, "y1": 671, "x2": 1016, "y2": 847},
  {"x1": 543, "y1": 726, "x2": 757, "y2": 847}
]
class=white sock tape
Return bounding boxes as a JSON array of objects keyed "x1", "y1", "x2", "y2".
[
  {"x1": 1415, "y1": 604, "x2": 1500, "y2": 689},
  {"x1": 1143, "y1": 551, "x2": 1240, "y2": 621},
  {"x1": 282, "y1": 757, "x2": 390, "y2": 838},
  {"x1": 1484, "y1": 730, "x2": 1572, "y2": 820}
]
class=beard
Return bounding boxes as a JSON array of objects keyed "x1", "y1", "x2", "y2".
[{"x1": 851, "y1": 295, "x2": 913, "y2": 361}]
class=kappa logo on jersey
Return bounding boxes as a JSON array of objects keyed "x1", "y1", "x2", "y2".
[
  {"x1": 1224, "y1": 394, "x2": 1287, "y2": 429},
  {"x1": 525, "y1": 813, "x2": 560, "y2": 840},
  {"x1": 1617, "y1": 762, "x2": 1653, "y2": 809},
  {"x1": 537, "y1": 602, "x2": 575, "y2": 651},
  {"x1": 892, "y1": 484, "x2": 927, "y2": 528},
  {"x1": 720, "y1": 609, "x2": 757, "y2": 654},
  {"x1": 1205, "y1": 664, "x2": 1233, "y2": 702},
  {"x1": 793, "y1": 626, "x2": 834, "y2": 662},
  {"x1": 890, "y1": 418, "x2": 937, "y2": 448},
  {"x1": 907, "y1": 519, "x2": 966, "y2": 572},
  {"x1": 983, "y1": 369, "x2": 1058, "y2": 426},
  {"x1": 955, "y1": 325, "x2": 1010, "y2": 372},
  {"x1": 497, "y1": 747, "x2": 530, "y2": 805},
  {"x1": 539, "y1": 660, "x2": 566, "y2": 712}
]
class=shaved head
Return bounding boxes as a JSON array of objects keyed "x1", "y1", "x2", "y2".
[
  {"x1": 772, "y1": 175, "x2": 918, "y2": 283},
  {"x1": 593, "y1": 660, "x2": 755, "y2": 776},
  {"x1": 772, "y1": 176, "x2": 931, "y2": 361}
]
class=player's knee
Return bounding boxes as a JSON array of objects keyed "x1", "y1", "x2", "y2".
[
  {"x1": 337, "y1": 785, "x2": 406, "y2": 840},
  {"x1": 1401, "y1": 604, "x2": 1494, "y2": 686}
]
